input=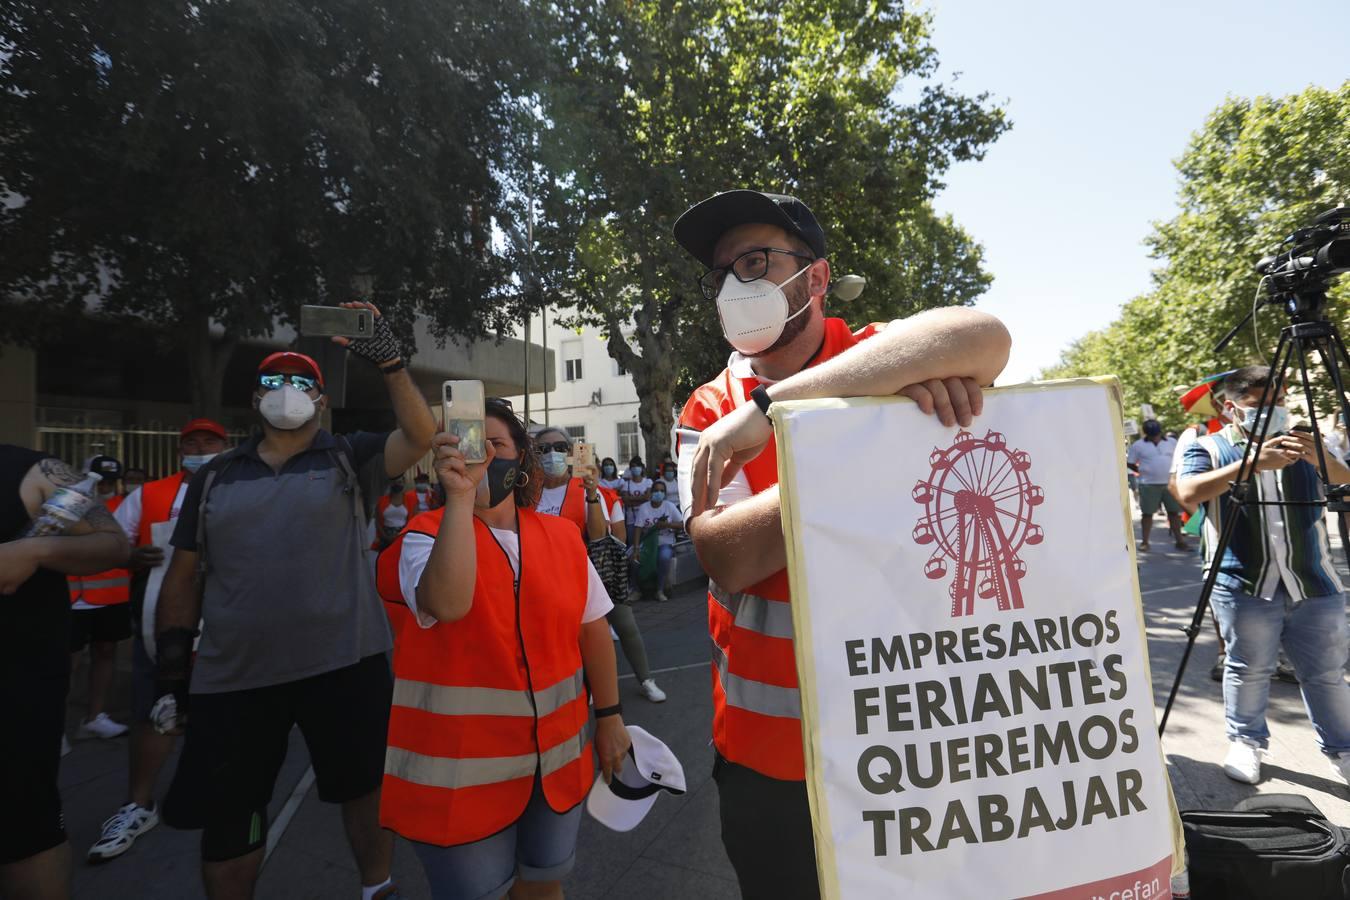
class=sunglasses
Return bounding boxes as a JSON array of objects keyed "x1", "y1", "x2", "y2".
[
  {"x1": 535, "y1": 441, "x2": 570, "y2": 454},
  {"x1": 258, "y1": 373, "x2": 319, "y2": 392}
]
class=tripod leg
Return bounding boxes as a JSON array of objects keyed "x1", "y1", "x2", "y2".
[{"x1": 1158, "y1": 330, "x2": 1297, "y2": 735}]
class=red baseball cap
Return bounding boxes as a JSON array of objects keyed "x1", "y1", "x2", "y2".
[
  {"x1": 180, "y1": 418, "x2": 228, "y2": 440},
  {"x1": 257, "y1": 351, "x2": 325, "y2": 388}
]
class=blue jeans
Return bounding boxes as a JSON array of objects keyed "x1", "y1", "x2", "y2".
[
  {"x1": 410, "y1": 777, "x2": 582, "y2": 900},
  {"x1": 1211, "y1": 583, "x2": 1350, "y2": 756},
  {"x1": 656, "y1": 543, "x2": 674, "y2": 587}
]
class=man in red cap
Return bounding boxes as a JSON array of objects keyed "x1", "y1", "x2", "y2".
[
  {"x1": 84, "y1": 417, "x2": 232, "y2": 863},
  {"x1": 155, "y1": 302, "x2": 433, "y2": 900}
]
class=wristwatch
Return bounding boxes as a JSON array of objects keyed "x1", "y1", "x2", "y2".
[{"x1": 750, "y1": 385, "x2": 773, "y2": 417}]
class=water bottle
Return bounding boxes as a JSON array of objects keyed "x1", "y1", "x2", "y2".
[{"x1": 23, "y1": 472, "x2": 102, "y2": 537}]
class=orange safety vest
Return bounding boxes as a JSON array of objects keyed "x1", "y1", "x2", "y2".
[
  {"x1": 68, "y1": 494, "x2": 130, "y2": 606},
  {"x1": 678, "y1": 317, "x2": 885, "y2": 781},
  {"x1": 376, "y1": 507, "x2": 594, "y2": 846},
  {"x1": 137, "y1": 471, "x2": 187, "y2": 548},
  {"x1": 533, "y1": 477, "x2": 614, "y2": 540}
]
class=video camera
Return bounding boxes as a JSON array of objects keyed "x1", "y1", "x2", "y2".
[{"x1": 1255, "y1": 206, "x2": 1350, "y2": 318}]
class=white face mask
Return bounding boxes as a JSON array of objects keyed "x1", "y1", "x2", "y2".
[
  {"x1": 1233, "y1": 403, "x2": 1289, "y2": 437},
  {"x1": 715, "y1": 262, "x2": 813, "y2": 356},
  {"x1": 541, "y1": 451, "x2": 568, "y2": 478},
  {"x1": 258, "y1": 385, "x2": 318, "y2": 430},
  {"x1": 181, "y1": 453, "x2": 218, "y2": 473}
]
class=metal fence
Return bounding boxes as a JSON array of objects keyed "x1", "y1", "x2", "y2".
[{"x1": 36, "y1": 425, "x2": 251, "y2": 479}]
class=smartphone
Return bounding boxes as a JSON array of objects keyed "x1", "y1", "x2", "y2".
[
  {"x1": 300, "y1": 305, "x2": 373, "y2": 338},
  {"x1": 570, "y1": 441, "x2": 596, "y2": 478},
  {"x1": 443, "y1": 380, "x2": 486, "y2": 463}
]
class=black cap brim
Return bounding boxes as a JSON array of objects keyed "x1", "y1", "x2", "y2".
[{"x1": 673, "y1": 190, "x2": 816, "y2": 268}]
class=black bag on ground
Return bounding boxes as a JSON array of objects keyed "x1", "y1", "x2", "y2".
[{"x1": 1182, "y1": 793, "x2": 1350, "y2": 898}]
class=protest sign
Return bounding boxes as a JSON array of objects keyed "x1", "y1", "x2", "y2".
[{"x1": 772, "y1": 378, "x2": 1182, "y2": 899}]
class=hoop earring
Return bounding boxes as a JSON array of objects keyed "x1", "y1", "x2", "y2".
[{"x1": 517, "y1": 471, "x2": 530, "y2": 486}]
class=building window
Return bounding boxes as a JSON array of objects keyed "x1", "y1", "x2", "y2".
[
  {"x1": 563, "y1": 341, "x2": 582, "y2": 382},
  {"x1": 613, "y1": 358, "x2": 627, "y2": 377},
  {"x1": 617, "y1": 421, "x2": 640, "y2": 462},
  {"x1": 564, "y1": 425, "x2": 586, "y2": 442}
]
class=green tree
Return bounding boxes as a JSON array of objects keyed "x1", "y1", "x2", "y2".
[
  {"x1": 531, "y1": 0, "x2": 1007, "y2": 462},
  {"x1": 1, "y1": 1, "x2": 538, "y2": 416},
  {"x1": 1044, "y1": 83, "x2": 1350, "y2": 430}
]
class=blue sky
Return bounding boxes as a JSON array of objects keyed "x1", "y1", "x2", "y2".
[{"x1": 925, "y1": 0, "x2": 1349, "y2": 383}]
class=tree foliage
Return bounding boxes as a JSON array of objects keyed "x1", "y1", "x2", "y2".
[
  {"x1": 1043, "y1": 83, "x2": 1350, "y2": 429},
  {"x1": 0, "y1": 1, "x2": 537, "y2": 415},
  {"x1": 531, "y1": 0, "x2": 1007, "y2": 461}
]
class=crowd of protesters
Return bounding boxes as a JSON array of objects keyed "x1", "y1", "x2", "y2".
[{"x1": 23, "y1": 189, "x2": 1350, "y2": 900}]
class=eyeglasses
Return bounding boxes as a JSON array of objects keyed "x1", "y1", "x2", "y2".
[
  {"x1": 698, "y1": 247, "x2": 815, "y2": 300},
  {"x1": 535, "y1": 441, "x2": 570, "y2": 454},
  {"x1": 259, "y1": 373, "x2": 319, "y2": 392}
]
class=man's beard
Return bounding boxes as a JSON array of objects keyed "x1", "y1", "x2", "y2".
[{"x1": 746, "y1": 275, "x2": 814, "y2": 358}]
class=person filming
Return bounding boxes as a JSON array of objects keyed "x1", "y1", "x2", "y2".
[{"x1": 377, "y1": 400, "x2": 631, "y2": 900}]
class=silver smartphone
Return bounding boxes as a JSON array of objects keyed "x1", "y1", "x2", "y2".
[
  {"x1": 300, "y1": 305, "x2": 373, "y2": 338},
  {"x1": 443, "y1": 380, "x2": 487, "y2": 463}
]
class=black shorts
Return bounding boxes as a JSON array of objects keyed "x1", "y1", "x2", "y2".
[
  {"x1": 713, "y1": 753, "x2": 820, "y2": 900},
  {"x1": 69, "y1": 603, "x2": 133, "y2": 652},
  {"x1": 163, "y1": 654, "x2": 393, "y2": 829},
  {"x1": 0, "y1": 671, "x2": 68, "y2": 863}
]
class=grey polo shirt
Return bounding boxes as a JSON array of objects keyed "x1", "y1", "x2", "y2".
[{"x1": 171, "y1": 429, "x2": 394, "y2": 694}]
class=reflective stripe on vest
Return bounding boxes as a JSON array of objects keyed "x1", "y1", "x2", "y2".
[
  {"x1": 379, "y1": 509, "x2": 595, "y2": 846},
  {"x1": 385, "y1": 716, "x2": 593, "y2": 791},
  {"x1": 69, "y1": 572, "x2": 132, "y2": 605},
  {"x1": 711, "y1": 640, "x2": 800, "y2": 720},
  {"x1": 709, "y1": 582, "x2": 795, "y2": 640},
  {"x1": 392, "y1": 668, "x2": 585, "y2": 720}
]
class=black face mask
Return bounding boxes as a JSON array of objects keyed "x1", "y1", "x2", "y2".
[{"x1": 480, "y1": 455, "x2": 521, "y2": 508}]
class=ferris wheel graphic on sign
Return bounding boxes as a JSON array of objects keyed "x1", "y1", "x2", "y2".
[{"x1": 911, "y1": 430, "x2": 1044, "y2": 618}]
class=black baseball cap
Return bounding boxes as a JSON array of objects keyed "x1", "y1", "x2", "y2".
[
  {"x1": 673, "y1": 190, "x2": 826, "y2": 268},
  {"x1": 87, "y1": 455, "x2": 124, "y2": 479}
]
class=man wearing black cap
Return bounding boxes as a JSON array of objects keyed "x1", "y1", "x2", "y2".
[
  {"x1": 672, "y1": 190, "x2": 1010, "y2": 898},
  {"x1": 68, "y1": 455, "x2": 134, "y2": 742}
]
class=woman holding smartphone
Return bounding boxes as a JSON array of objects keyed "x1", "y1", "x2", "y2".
[{"x1": 375, "y1": 399, "x2": 630, "y2": 900}]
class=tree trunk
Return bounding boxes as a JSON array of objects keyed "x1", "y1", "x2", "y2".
[
  {"x1": 184, "y1": 313, "x2": 237, "y2": 421},
  {"x1": 633, "y1": 363, "x2": 675, "y2": 467}
]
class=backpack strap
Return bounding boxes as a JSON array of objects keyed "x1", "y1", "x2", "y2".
[
  {"x1": 194, "y1": 448, "x2": 241, "y2": 576},
  {"x1": 331, "y1": 434, "x2": 365, "y2": 521}
]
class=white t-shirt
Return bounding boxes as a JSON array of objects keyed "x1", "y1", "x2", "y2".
[
  {"x1": 113, "y1": 482, "x2": 189, "y2": 544},
  {"x1": 398, "y1": 527, "x2": 613, "y2": 629},
  {"x1": 598, "y1": 476, "x2": 624, "y2": 493},
  {"x1": 620, "y1": 476, "x2": 652, "y2": 500},
  {"x1": 675, "y1": 426, "x2": 753, "y2": 523},
  {"x1": 1127, "y1": 437, "x2": 1177, "y2": 485},
  {"x1": 634, "y1": 500, "x2": 683, "y2": 546},
  {"x1": 535, "y1": 483, "x2": 569, "y2": 517},
  {"x1": 414, "y1": 489, "x2": 433, "y2": 512},
  {"x1": 381, "y1": 503, "x2": 409, "y2": 532}
]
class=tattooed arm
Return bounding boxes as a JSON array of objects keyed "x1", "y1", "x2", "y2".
[{"x1": 0, "y1": 459, "x2": 130, "y2": 593}]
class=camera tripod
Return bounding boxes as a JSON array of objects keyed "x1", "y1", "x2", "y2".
[{"x1": 1157, "y1": 295, "x2": 1350, "y2": 736}]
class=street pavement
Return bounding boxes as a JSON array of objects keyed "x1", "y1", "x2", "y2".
[{"x1": 58, "y1": 506, "x2": 1350, "y2": 898}]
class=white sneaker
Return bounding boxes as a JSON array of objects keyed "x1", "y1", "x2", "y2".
[
  {"x1": 1330, "y1": 755, "x2": 1350, "y2": 787},
  {"x1": 87, "y1": 802, "x2": 159, "y2": 862},
  {"x1": 1223, "y1": 738, "x2": 1266, "y2": 784},
  {"x1": 639, "y1": 679, "x2": 667, "y2": 703},
  {"x1": 78, "y1": 713, "x2": 129, "y2": 740},
  {"x1": 655, "y1": 590, "x2": 669, "y2": 603},
  {"x1": 61, "y1": 735, "x2": 72, "y2": 757}
]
